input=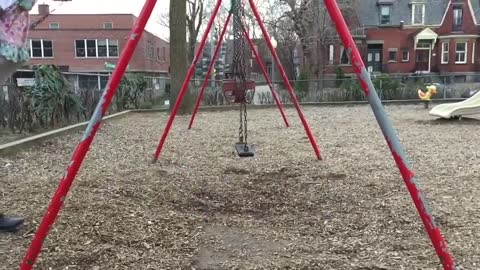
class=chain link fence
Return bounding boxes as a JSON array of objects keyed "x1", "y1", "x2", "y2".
[
  {"x1": 187, "y1": 73, "x2": 480, "y2": 106},
  {"x1": 254, "y1": 73, "x2": 480, "y2": 104},
  {"x1": 2, "y1": 71, "x2": 480, "y2": 138}
]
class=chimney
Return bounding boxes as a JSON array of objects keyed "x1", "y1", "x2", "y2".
[
  {"x1": 400, "y1": 20, "x2": 404, "y2": 29},
  {"x1": 38, "y1": 4, "x2": 50, "y2": 16}
]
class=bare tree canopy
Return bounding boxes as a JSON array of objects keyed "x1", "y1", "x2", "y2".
[{"x1": 160, "y1": 0, "x2": 206, "y2": 63}]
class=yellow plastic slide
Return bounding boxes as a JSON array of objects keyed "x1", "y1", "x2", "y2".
[{"x1": 429, "y1": 90, "x2": 480, "y2": 118}]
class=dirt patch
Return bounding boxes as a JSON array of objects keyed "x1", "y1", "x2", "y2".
[{"x1": 194, "y1": 225, "x2": 291, "y2": 269}]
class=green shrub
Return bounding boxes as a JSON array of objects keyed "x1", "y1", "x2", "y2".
[{"x1": 294, "y1": 71, "x2": 310, "y2": 100}]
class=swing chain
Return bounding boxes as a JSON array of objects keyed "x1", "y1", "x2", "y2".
[
  {"x1": 243, "y1": 102, "x2": 248, "y2": 145},
  {"x1": 238, "y1": 103, "x2": 244, "y2": 143}
]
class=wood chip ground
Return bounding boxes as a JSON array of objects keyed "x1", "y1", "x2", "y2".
[{"x1": 0, "y1": 104, "x2": 479, "y2": 269}]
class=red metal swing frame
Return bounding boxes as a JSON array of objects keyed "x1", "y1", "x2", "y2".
[{"x1": 19, "y1": 0, "x2": 456, "y2": 269}]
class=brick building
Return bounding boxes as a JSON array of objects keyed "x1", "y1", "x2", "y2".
[
  {"x1": 325, "y1": 0, "x2": 480, "y2": 77},
  {"x1": 19, "y1": 4, "x2": 169, "y2": 90}
]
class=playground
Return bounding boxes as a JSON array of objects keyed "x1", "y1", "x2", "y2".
[{"x1": 1, "y1": 105, "x2": 479, "y2": 269}]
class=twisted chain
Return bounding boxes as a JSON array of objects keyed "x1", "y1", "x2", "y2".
[
  {"x1": 243, "y1": 103, "x2": 248, "y2": 145},
  {"x1": 231, "y1": 0, "x2": 246, "y2": 82},
  {"x1": 238, "y1": 103, "x2": 243, "y2": 142},
  {"x1": 231, "y1": 0, "x2": 250, "y2": 145}
]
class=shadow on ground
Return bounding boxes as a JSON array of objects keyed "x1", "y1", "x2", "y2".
[{"x1": 416, "y1": 117, "x2": 480, "y2": 125}]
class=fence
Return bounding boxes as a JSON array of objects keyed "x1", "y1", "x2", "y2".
[
  {"x1": 2, "y1": 71, "x2": 480, "y2": 135},
  {"x1": 190, "y1": 73, "x2": 480, "y2": 106},
  {"x1": 0, "y1": 71, "x2": 172, "y2": 135}
]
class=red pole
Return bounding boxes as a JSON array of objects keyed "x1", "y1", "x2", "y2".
[
  {"x1": 242, "y1": 26, "x2": 290, "y2": 128},
  {"x1": 323, "y1": 0, "x2": 455, "y2": 269},
  {"x1": 19, "y1": 1, "x2": 158, "y2": 269},
  {"x1": 153, "y1": 0, "x2": 223, "y2": 162},
  {"x1": 188, "y1": 12, "x2": 232, "y2": 129},
  {"x1": 247, "y1": 0, "x2": 321, "y2": 160}
]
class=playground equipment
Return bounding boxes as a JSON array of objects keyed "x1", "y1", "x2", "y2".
[
  {"x1": 418, "y1": 85, "x2": 437, "y2": 109},
  {"x1": 18, "y1": 0, "x2": 456, "y2": 270},
  {"x1": 430, "y1": 89, "x2": 480, "y2": 118}
]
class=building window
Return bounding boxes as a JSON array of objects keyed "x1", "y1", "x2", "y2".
[
  {"x1": 49, "y1": 22, "x2": 59, "y2": 29},
  {"x1": 340, "y1": 46, "x2": 350, "y2": 65},
  {"x1": 75, "y1": 39, "x2": 119, "y2": 58},
  {"x1": 412, "y1": 4, "x2": 425, "y2": 25},
  {"x1": 98, "y1": 40, "x2": 108, "y2": 57},
  {"x1": 453, "y1": 6, "x2": 463, "y2": 31},
  {"x1": 380, "y1": 5, "x2": 391, "y2": 25},
  {"x1": 103, "y1": 22, "x2": 113, "y2": 29},
  {"x1": 441, "y1": 42, "x2": 449, "y2": 64},
  {"x1": 156, "y1": 47, "x2": 167, "y2": 62},
  {"x1": 108, "y1": 40, "x2": 119, "y2": 57},
  {"x1": 29, "y1": 39, "x2": 53, "y2": 58},
  {"x1": 75, "y1": 40, "x2": 86, "y2": 57},
  {"x1": 388, "y1": 49, "x2": 397, "y2": 62},
  {"x1": 328, "y1": 44, "x2": 334, "y2": 64},
  {"x1": 402, "y1": 49, "x2": 409, "y2": 62},
  {"x1": 86, "y1": 40, "x2": 97, "y2": 57},
  {"x1": 455, "y1": 42, "x2": 467, "y2": 64},
  {"x1": 146, "y1": 46, "x2": 155, "y2": 59}
]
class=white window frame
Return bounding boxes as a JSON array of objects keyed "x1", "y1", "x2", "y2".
[
  {"x1": 103, "y1": 22, "x2": 113, "y2": 29},
  {"x1": 441, "y1": 42, "x2": 449, "y2": 64},
  {"x1": 75, "y1": 39, "x2": 119, "y2": 58},
  {"x1": 339, "y1": 46, "x2": 350, "y2": 65},
  {"x1": 49, "y1": 22, "x2": 60, "y2": 29},
  {"x1": 380, "y1": 5, "x2": 391, "y2": 25},
  {"x1": 472, "y1": 41, "x2": 476, "y2": 64},
  {"x1": 388, "y1": 48, "x2": 398, "y2": 62},
  {"x1": 412, "y1": 4, "x2": 426, "y2": 25},
  {"x1": 328, "y1": 44, "x2": 334, "y2": 65},
  {"x1": 29, "y1": 39, "x2": 54, "y2": 58},
  {"x1": 455, "y1": 42, "x2": 467, "y2": 64},
  {"x1": 401, "y1": 50, "x2": 410, "y2": 62},
  {"x1": 453, "y1": 6, "x2": 463, "y2": 30}
]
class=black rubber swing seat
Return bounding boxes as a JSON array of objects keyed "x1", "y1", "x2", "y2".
[{"x1": 235, "y1": 143, "x2": 255, "y2": 157}]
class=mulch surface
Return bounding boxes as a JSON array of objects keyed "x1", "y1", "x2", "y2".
[{"x1": 1, "y1": 104, "x2": 478, "y2": 269}]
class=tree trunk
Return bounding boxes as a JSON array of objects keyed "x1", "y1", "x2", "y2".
[{"x1": 170, "y1": 0, "x2": 194, "y2": 114}]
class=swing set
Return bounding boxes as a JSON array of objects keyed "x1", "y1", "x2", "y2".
[{"x1": 18, "y1": 0, "x2": 457, "y2": 269}]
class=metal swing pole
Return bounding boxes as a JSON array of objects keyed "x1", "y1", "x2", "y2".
[
  {"x1": 153, "y1": 0, "x2": 223, "y2": 162},
  {"x1": 188, "y1": 12, "x2": 232, "y2": 130},
  {"x1": 242, "y1": 26, "x2": 290, "y2": 128},
  {"x1": 323, "y1": 0, "x2": 456, "y2": 269},
  {"x1": 247, "y1": 0, "x2": 322, "y2": 160},
  {"x1": 19, "y1": 0, "x2": 159, "y2": 269}
]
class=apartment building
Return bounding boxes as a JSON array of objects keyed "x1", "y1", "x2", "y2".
[
  {"x1": 325, "y1": 0, "x2": 480, "y2": 77},
  {"x1": 17, "y1": 4, "x2": 169, "y2": 90}
]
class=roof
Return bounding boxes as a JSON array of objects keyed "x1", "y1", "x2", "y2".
[
  {"x1": 470, "y1": 0, "x2": 480, "y2": 23},
  {"x1": 355, "y1": 0, "x2": 450, "y2": 27}
]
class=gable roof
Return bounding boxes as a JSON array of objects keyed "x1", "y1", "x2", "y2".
[
  {"x1": 355, "y1": 0, "x2": 450, "y2": 27},
  {"x1": 470, "y1": 0, "x2": 480, "y2": 23}
]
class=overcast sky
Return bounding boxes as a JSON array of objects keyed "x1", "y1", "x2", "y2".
[{"x1": 32, "y1": 0, "x2": 169, "y2": 39}]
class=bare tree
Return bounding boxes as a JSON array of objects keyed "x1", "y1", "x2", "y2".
[
  {"x1": 273, "y1": 0, "x2": 356, "y2": 79},
  {"x1": 159, "y1": 0, "x2": 206, "y2": 63},
  {"x1": 170, "y1": 0, "x2": 194, "y2": 114}
]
